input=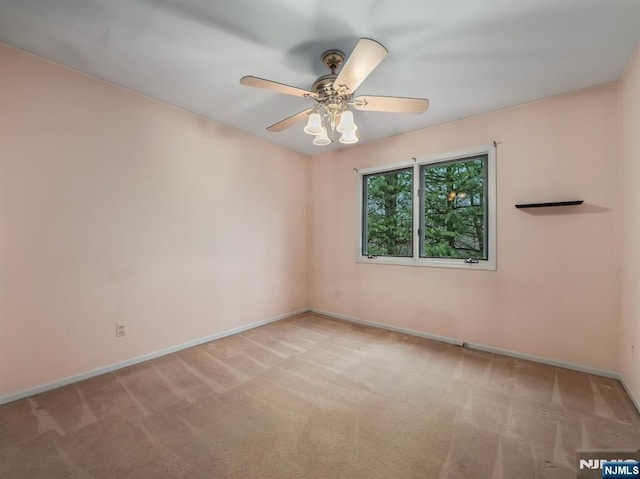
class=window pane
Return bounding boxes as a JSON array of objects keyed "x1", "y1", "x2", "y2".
[
  {"x1": 363, "y1": 168, "x2": 413, "y2": 257},
  {"x1": 421, "y1": 155, "x2": 487, "y2": 259}
]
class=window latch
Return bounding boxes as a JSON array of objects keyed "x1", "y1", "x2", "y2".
[
  {"x1": 464, "y1": 258, "x2": 479, "y2": 264},
  {"x1": 367, "y1": 255, "x2": 378, "y2": 259}
]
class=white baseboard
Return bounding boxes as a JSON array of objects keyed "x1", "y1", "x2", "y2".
[
  {"x1": 620, "y1": 376, "x2": 640, "y2": 414},
  {"x1": 310, "y1": 308, "x2": 465, "y2": 346},
  {"x1": 464, "y1": 341, "x2": 620, "y2": 379},
  {"x1": 0, "y1": 308, "x2": 310, "y2": 406},
  {"x1": 310, "y1": 308, "x2": 622, "y2": 380}
]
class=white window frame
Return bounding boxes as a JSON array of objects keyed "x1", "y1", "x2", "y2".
[{"x1": 358, "y1": 145, "x2": 496, "y2": 271}]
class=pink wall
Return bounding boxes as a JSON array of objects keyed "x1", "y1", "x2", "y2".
[
  {"x1": 310, "y1": 84, "x2": 621, "y2": 372},
  {"x1": 0, "y1": 44, "x2": 309, "y2": 397},
  {"x1": 620, "y1": 44, "x2": 640, "y2": 403}
]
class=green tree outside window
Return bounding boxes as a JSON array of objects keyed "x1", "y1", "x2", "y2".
[
  {"x1": 363, "y1": 168, "x2": 413, "y2": 256},
  {"x1": 422, "y1": 156, "x2": 487, "y2": 260}
]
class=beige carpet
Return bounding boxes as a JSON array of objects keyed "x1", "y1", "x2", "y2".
[{"x1": 0, "y1": 313, "x2": 638, "y2": 478}]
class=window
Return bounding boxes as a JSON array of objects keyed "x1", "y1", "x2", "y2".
[
  {"x1": 359, "y1": 146, "x2": 496, "y2": 270},
  {"x1": 420, "y1": 155, "x2": 488, "y2": 260},
  {"x1": 362, "y1": 167, "x2": 413, "y2": 257}
]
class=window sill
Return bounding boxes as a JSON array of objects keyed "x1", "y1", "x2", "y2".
[{"x1": 357, "y1": 256, "x2": 496, "y2": 271}]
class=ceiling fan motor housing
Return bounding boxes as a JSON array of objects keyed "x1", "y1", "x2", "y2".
[{"x1": 312, "y1": 74, "x2": 341, "y2": 96}]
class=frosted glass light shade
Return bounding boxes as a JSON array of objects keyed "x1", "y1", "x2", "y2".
[
  {"x1": 339, "y1": 128, "x2": 358, "y2": 144},
  {"x1": 303, "y1": 113, "x2": 323, "y2": 135},
  {"x1": 336, "y1": 110, "x2": 357, "y2": 133},
  {"x1": 312, "y1": 127, "x2": 331, "y2": 146}
]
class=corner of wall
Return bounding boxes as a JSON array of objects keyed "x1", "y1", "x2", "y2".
[{"x1": 619, "y1": 40, "x2": 640, "y2": 409}]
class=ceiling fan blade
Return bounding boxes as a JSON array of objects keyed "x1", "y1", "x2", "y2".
[
  {"x1": 334, "y1": 38, "x2": 388, "y2": 94},
  {"x1": 353, "y1": 95, "x2": 430, "y2": 114},
  {"x1": 266, "y1": 109, "x2": 314, "y2": 132},
  {"x1": 240, "y1": 76, "x2": 317, "y2": 98}
]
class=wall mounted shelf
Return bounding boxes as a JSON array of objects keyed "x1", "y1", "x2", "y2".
[{"x1": 515, "y1": 200, "x2": 583, "y2": 209}]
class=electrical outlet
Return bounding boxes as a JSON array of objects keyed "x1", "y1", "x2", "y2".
[{"x1": 116, "y1": 322, "x2": 127, "y2": 338}]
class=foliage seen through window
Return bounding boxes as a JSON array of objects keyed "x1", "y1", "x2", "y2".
[
  {"x1": 421, "y1": 156, "x2": 487, "y2": 260},
  {"x1": 363, "y1": 168, "x2": 413, "y2": 257}
]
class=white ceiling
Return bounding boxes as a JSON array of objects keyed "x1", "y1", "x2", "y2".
[{"x1": 1, "y1": 0, "x2": 639, "y2": 156}]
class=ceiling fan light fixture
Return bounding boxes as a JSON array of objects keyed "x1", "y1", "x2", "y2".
[
  {"x1": 312, "y1": 127, "x2": 331, "y2": 146},
  {"x1": 240, "y1": 38, "x2": 429, "y2": 149},
  {"x1": 339, "y1": 128, "x2": 358, "y2": 144},
  {"x1": 336, "y1": 110, "x2": 356, "y2": 133},
  {"x1": 303, "y1": 113, "x2": 323, "y2": 135}
]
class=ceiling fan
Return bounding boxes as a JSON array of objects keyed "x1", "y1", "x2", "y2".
[{"x1": 239, "y1": 38, "x2": 429, "y2": 146}]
